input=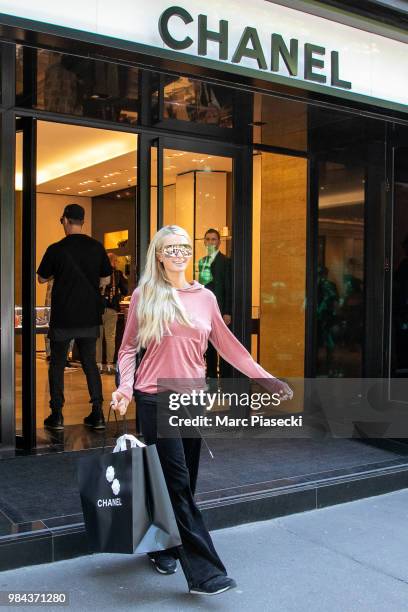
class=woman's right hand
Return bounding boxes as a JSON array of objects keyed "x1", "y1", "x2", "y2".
[
  {"x1": 110, "y1": 391, "x2": 130, "y2": 416},
  {"x1": 267, "y1": 378, "x2": 293, "y2": 401}
]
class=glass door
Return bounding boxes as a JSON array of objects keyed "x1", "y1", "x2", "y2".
[
  {"x1": 15, "y1": 117, "x2": 37, "y2": 449},
  {"x1": 17, "y1": 118, "x2": 139, "y2": 451},
  {"x1": 162, "y1": 147, "x2": 233, "y2": 284},
  {"x1": 152, "y1": 137, "x2": 249, "y2": 373}
]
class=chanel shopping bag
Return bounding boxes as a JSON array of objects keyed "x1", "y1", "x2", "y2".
[{"x1": 77, "y1": 434, "x2": 181, "y2": 554}]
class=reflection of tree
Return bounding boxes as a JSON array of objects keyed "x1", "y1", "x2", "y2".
[
  {"x1": 317, "y1": 266, "x2": 339, "y2": 373},
  {"x1": 393, "y1": 236, "x2": 408, "y2": 372},
  {"x1": 339, "y1": 258, "x2": 364, "y2": 350}
]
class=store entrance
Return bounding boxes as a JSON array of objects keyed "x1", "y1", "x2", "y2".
[
  {"x1": 15, "y1": 122, "x2": 245, "y2": 451},
  {"x1": 15, "y1": 119, "x2": 138, "y2": 450}
]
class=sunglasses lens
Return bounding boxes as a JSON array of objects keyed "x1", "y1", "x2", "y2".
[{"x1": 163, "y1": 245, "x2": 192, "y2": 257}]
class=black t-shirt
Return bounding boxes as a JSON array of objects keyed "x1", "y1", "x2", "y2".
[{"x1": 37, "y1": 234, "x2": 112, "y2": 329}]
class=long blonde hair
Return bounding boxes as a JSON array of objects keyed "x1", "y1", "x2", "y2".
[{"x1": 136, "y1": 225, "x2": 194, "y2": 349}]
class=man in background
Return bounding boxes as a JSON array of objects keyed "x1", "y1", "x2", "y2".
[
  {"x1": 198, "y1": 228, "x2": 232, "y2": 379},
  {"x1": 37, "y1": 204, "x2": 112, "y2": 430},
  {"x1": 96, "y1": 252, "x2": 128, "y2": 375}
]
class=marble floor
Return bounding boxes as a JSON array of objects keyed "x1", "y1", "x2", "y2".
[{"x1": 15, "y1": 353, "x2": 137, "y2": 434}]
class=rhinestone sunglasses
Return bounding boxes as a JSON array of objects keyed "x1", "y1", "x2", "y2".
[{"x1": 161, "y1": 244, "x2": 193, "y2": 258}]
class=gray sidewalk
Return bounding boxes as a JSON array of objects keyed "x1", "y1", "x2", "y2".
[{"x1": 1, "y1": 489, "x2": 408, "y2": 611}]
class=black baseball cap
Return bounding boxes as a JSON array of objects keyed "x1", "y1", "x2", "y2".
[{"x1": 61, "y1": 203, "x2": 85, "y2": 221}]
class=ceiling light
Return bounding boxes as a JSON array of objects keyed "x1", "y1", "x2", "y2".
[{"x1": 34, "y1": 133, "x2": 136, "y2": 186}]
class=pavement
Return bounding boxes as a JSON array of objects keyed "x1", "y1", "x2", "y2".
[{"x1": 1, "y1": 489, "x2": 408, "y2": 611}]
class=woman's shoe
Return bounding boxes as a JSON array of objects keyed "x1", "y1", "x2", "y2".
[
  {"x1": 148, "y1": 552, "x2": 177, "y2": 575},
  {"x1": 189, "y1": 575, "x2": 237, "y2": 595}
]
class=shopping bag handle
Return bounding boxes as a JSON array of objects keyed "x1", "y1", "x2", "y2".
[
  {"x1": 102, "y1": 406, "x2": 146, "y2": 452},
  {"x1": 113, "y1": 434, "x2": 146, "y2": 453},
  {"x1": 102, "y1": 404, "x2": 128, "y2": 453}
]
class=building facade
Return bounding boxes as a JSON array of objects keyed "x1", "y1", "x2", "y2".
[{"x1": 0, "y1": 2, "x2": 407, "y2": 458}]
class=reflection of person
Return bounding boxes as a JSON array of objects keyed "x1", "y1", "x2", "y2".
[
  {"x1": 394, "y1": 236, "x2": 408, "y2": 371},
  {"x1": 111, "y1": 225, "x2": 292, "y2": 595},
  {"x1": 44, "y1": 54, "x2": 81, "y2": 115},
  {"x1": 198, "y1": 229, "x2": 232, "y2": 379},
  {"x1": 37, "y1": 204, "x2": 112, "y2": 431},
  {"x1": 96, "y1": 253, "x2": 128, "y2": 374},
  {"x1": 317, "y1": 266, "x2": 339, "y2": 373}
]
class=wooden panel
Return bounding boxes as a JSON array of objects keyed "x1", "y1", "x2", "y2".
[{"x1": 259, "y1": 152, "x2": 307, "y2": 379}]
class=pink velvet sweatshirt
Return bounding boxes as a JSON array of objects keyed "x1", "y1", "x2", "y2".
[{"x1": 116, "y1": 280, "x2": 276, "y2": 399}]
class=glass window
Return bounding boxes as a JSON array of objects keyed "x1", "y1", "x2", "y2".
[
  {"x1": 391, "y1": 144, "x2": 408, "y2": 378},
  {"x1": 311, "y1": 108, "x2": 385, "y2": 378},
  {"x1": 252, "y1": 93, "x2": 307, "y2": 153},
  {"x1": 153, "y1": 76, "x2": 234, "y2": 128},
  {"x1": 16, "y1": 46, "x2": 140, "y2": 125},
  {"x1": 316, "y1": 161, "x2": 364, "y2": 377}
]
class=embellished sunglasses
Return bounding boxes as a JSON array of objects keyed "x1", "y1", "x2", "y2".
[{"x1": 161, "y1": 244, "x2": 193, "y2": 258}]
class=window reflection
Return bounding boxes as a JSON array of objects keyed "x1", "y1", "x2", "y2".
[
  {"x1": 252, "y1": 93, "x2": 307, "y2": 152},
  {"x1": 154, "y1": 76, "x2": 233, "y2": 127},
  {"x1": 16, "y1": 46, "x2": 139, "y2": 125},
  {"x1": 391, "y1": 147, "x2": 408, "y2": 377},
  {"x1": 317, "y1": 162, "x2": 364, "y2": 377}
]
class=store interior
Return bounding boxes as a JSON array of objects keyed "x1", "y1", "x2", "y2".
[
  {"x1": 14, "y1": 121, "x2": 234, "y2": 442},
  {"x1": 13, "y1": 111, "x2": 367, "y2": 445}
]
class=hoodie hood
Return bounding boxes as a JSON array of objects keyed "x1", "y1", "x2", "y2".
[{"x1": 176, "y1": 280, "x2": 203, "y2": 292}]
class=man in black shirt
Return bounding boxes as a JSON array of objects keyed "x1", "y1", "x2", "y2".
[{"x1": 37, "y1": 204, "x2": 112, "y2": 430}]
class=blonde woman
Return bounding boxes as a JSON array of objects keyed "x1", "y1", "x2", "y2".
[{"x1": 111, "y1": 225, "x2": 292, "y2": 596}]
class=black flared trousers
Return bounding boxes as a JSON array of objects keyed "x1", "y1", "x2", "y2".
[{"x1": 135, "y1": 390, "x2": 227, "y2": 588}]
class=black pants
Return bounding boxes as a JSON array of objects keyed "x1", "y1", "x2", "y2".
[
  {"x1": 135, "y1": 391, "x2": 227, "y2": 588},
  {"x1": 49, "y1": 338, "x2": 103, "y2": 411},
  {"x1": 205, "y1": 341, "x2": 232, "y2": 379}
]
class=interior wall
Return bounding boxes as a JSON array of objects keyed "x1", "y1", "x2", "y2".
[
  {"x1": 259, "y1": 152, "x2": 307, "y2": 379},
  {"x1": 163, "y1": 184, "x2": 176, "y2": 227},
  {"x1": 195, "y1": 172, "x2": 227, "y2": 239},
  {"x1": 92, "y1": 195, "x2": 136, "y2": 290},
  {"x1": 252, "y1": 154, "x2": 262, "y2": 359},
  {"x1": 174, "y1": 173, "x2": 195, "y2": 281}
]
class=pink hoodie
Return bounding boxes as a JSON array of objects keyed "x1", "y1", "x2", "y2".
[{"x1": 117, "y1": 281, "x2": 276, "y2": 398}]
